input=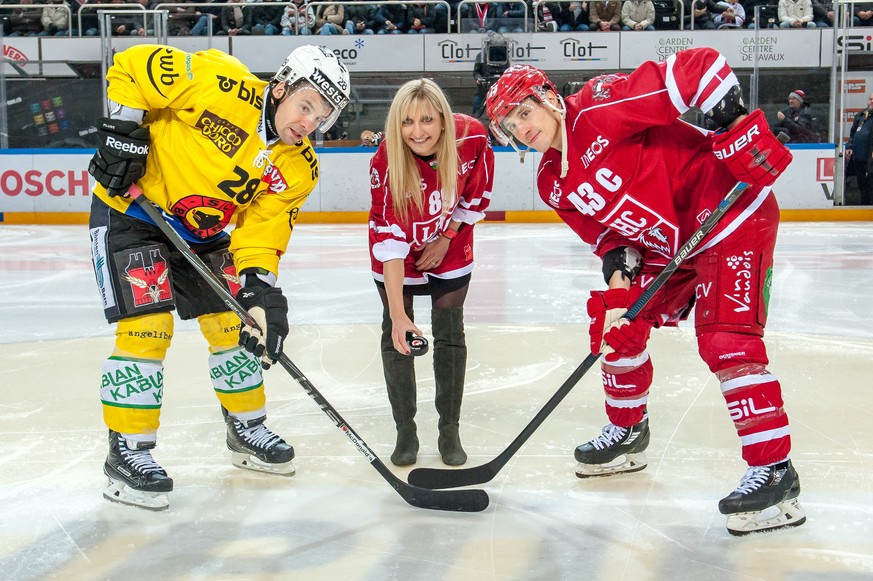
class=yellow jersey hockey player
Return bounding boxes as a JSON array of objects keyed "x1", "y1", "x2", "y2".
[{"x1": 87, "y1": 44, "x2": 350, "y2": 510}]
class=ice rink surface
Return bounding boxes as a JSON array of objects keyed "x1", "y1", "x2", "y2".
[{"x1": 1, "y1": 221, "x2": 872, "y2": 581}]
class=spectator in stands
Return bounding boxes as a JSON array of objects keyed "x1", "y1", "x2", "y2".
[
  {"x1": 345, "y1": 3, "x2": 377, "y2": 34},
  {"x1": 589, "y1": 0, "x2": 622, "y2": 30},
  {"x1": 854, "y1": 2, "x2": 873, "y2": 26},
  {"x1": 744, "y1": 0, "x2": 778, "y2": 28},
  {"x1": 252, "y1": 0, "x2": 284, "y2": 35},
  {"x1": 69, "y1": 0, "x2": 99, "y2": 36},
  {"x1": 375, "y1": 1, "x2": 407, "y2": 33},
  {"x1": 775, "y1": 89, "x2": 815, "y2": 143},
  {"x1": 463, "y1": 2, "x2": 498, "y2": 32},
  {"x1": 811, "y1": 0, "x2": 833, "y2": 26},
  {"x1": 435, "y1": 0, "x2": 470, "y2": 30},
  {"x1": 40, "y1": 0, "x2": 70, "y2": 36},
  {"x1": 778, "y1": 0, "x2": 815, "y2": 27},
  {"x1": 535, "y1": 1, "x2": 562, "y2": 31},
  {"x1": 7, "y1": 0, "x2": 44, "y2": 37},
  {"x1": 621, "y1": 0, "x2": 656, "y2": 29},
  {"x1": 495, "y1": 1, "x2": 525, "y2": 33},
  {"x1": 281, "y1": 0, "x2": 315, "y2": 34},
  {"x1": 407, "y1": 3, "x2": 436, "y2": 33},
  {"x1": 219, "y1": 1, "x2": 253, "y2": 35},
  {"x1": 315, "y1": 2, "x2": 345, "y2": 34},
  {"x1": 166, "y1": 0, "x2": 198, "y2": 36},
  {"x1": 847, "y1": 92, "x2": 873, "y2": 205},
  {"x1": 107, "y1": 0, "x2": 145, "y2": 36},
  {"x1": 360, "y1": 130, "x2": 383, "y2": 147},
  {"x1": 189, "y1": 0, "x2": 221, "y2": 36},
  {"x1": 685, "y1": 0, "x2": 716, "y2": 28},
  {"x1": 713, "y1": 0, "x2": 745, "y2": 27},
  {"x1": 561, "y1": 1, "x2": 591, "y2": 30}
]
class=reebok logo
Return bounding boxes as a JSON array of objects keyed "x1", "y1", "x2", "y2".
[
  {"x1": 714, "y1": 125, "x2": 760, "y2": 160},
  {"x1": 105, "y1": 136, "x2": 149, "y2": 156}
]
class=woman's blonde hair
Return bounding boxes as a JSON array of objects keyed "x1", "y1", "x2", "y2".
[{"x1": 384, "y1": 78, "x2": 459, "y2": 224}]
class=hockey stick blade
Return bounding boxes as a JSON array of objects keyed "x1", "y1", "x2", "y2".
[
  {"x1": 127, "y1": 185, "x2": 488, "y2": 512},
  {"x1": 408, "y1": 151, "x2": 790, "y2": 491},
  {"x1": 408, "y1": 353, "x2": 600, "y2": 489}
]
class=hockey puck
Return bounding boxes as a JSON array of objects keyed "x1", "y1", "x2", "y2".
[{"x1": 406, "y1": 333, "x2": 429, "y2": 356}]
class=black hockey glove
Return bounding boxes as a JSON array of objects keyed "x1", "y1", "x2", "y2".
[
  {"x1": 88, "y1": 117, "x2": 151, "y2": 198},
  {"x1": 236, "y1": 286, "x2": 289, "y2": 369}
]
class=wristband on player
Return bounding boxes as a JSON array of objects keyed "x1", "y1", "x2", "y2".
[{"x1": 441, "y1": 228, "x2": 458, "y2": 241}]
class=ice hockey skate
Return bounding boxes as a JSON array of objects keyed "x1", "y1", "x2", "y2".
[
  {"x1": 719, "y1": 459, "x2": 806, "y2": 536},
  {"x1": 574, "y1": 418, "x2": 650, "y2": 478},
  {"x1": 223, "y1": 408, "x2": 296, "y2": 476},
  {"x1": 103, "y1": 430, "x2": 174, "y2": 511}
]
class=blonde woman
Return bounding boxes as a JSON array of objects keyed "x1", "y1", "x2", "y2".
[{"x1": 368, "y1": 79, "x2": 494, "y2": 466}]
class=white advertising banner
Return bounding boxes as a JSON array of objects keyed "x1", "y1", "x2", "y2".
[
  {"x1": 0, "y1": 147, "x2": 835, "y2": 214},
  {"x1": 8, "y1": 29, "x2": 848, "y2": 76},
  {"x1": 2, "y1": 37, "x2": 41, "y2": 77},
  {"x1": 423, "y1": 33, "x2": 621, "y2": 72},
  {"x1": 619, "y1": 29, "x2": 822, "y2": 70},
  {"x1": 0, "y1": 152, "x2": 94, "y2": 213},
  {"x1": 230, "y1": 35, "x2": 425, "y2": 74}
]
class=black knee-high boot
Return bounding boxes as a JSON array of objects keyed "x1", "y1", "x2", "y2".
[
  {"x1": 381, "y1": 308, "x2": 419, "y2": 466},
  {"x1": 432, "y1": 306, "x2": 468, "y2": 466}
]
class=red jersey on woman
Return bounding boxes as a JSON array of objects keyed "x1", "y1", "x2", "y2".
[{"x1": 368, "y1": 114, "x2": 494, "y2": 284}]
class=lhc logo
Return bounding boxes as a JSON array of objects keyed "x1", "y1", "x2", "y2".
[{"x1": 816, "y1": 158, "x2": 834, "y2": 182}]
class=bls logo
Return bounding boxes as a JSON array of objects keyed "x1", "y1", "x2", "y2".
[
  {"x1": 836, "y1": 34, "x2": 873, "y2": 54},
  {"x1": 728, "y1": 397, "x2": 777, "y2": 422}
]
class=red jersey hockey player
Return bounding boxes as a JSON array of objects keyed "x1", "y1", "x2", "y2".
[
  {"x1": 368, "y1": 79, "x2": 493, "y2": 467},
  {"x1": 485, "y1": 47, "x2": 804, "y2": 536}
]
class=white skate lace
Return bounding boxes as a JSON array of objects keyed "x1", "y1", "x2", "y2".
[
  {"x1": 253, "y1": 149, "x2": 273, "y2": 169},
  {"x1": 120, "y1": 443, "x2": 164, "y2": 475},
  {"x1": 590, "y1": 424, "x2": 629, "y2": 450},
  {"x1": 733, "y1": 465, "x2": 771, "y2": 495},
  {"x1": 237, "y1": 420, "x2": 282, "y2": 451}
]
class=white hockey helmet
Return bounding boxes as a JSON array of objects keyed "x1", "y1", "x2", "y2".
[{"x1": 273, "y1": 45, "x2": 351, "y2": 132}]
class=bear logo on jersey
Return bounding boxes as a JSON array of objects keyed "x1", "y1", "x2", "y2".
[{"x1": 172, "y1": 195, "x2": 236, "y2": 238}]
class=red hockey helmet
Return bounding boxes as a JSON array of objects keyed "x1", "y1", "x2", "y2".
[{"x1": 485, "y1": 64, "x2": 560, "y2": 145}]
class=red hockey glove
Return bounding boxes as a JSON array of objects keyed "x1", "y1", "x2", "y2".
[
  {"x1": 602, "y1": 318, "x2": 652, "y2": 362},
  {"x1": 711, "y1": 109, "x2": 792, "y2": 188},
  {"x1": 587, "y1": 288, "x2": 641, "y2": 356}
]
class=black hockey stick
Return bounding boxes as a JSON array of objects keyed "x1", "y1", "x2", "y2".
[
  {"x1": 127, "y1": 184, "x2": 488, "y2": 513},
  {"x1": 408, "y1": 136, "x2": 788, "y2": 490}
]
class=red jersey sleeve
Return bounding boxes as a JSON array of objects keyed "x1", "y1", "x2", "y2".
[
  {"x1": 451, "y1": 115, "x2": 494, "y2": 225},
  {"x1": 573, "y1": 47, "x2": 739, "y2": 141}
]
